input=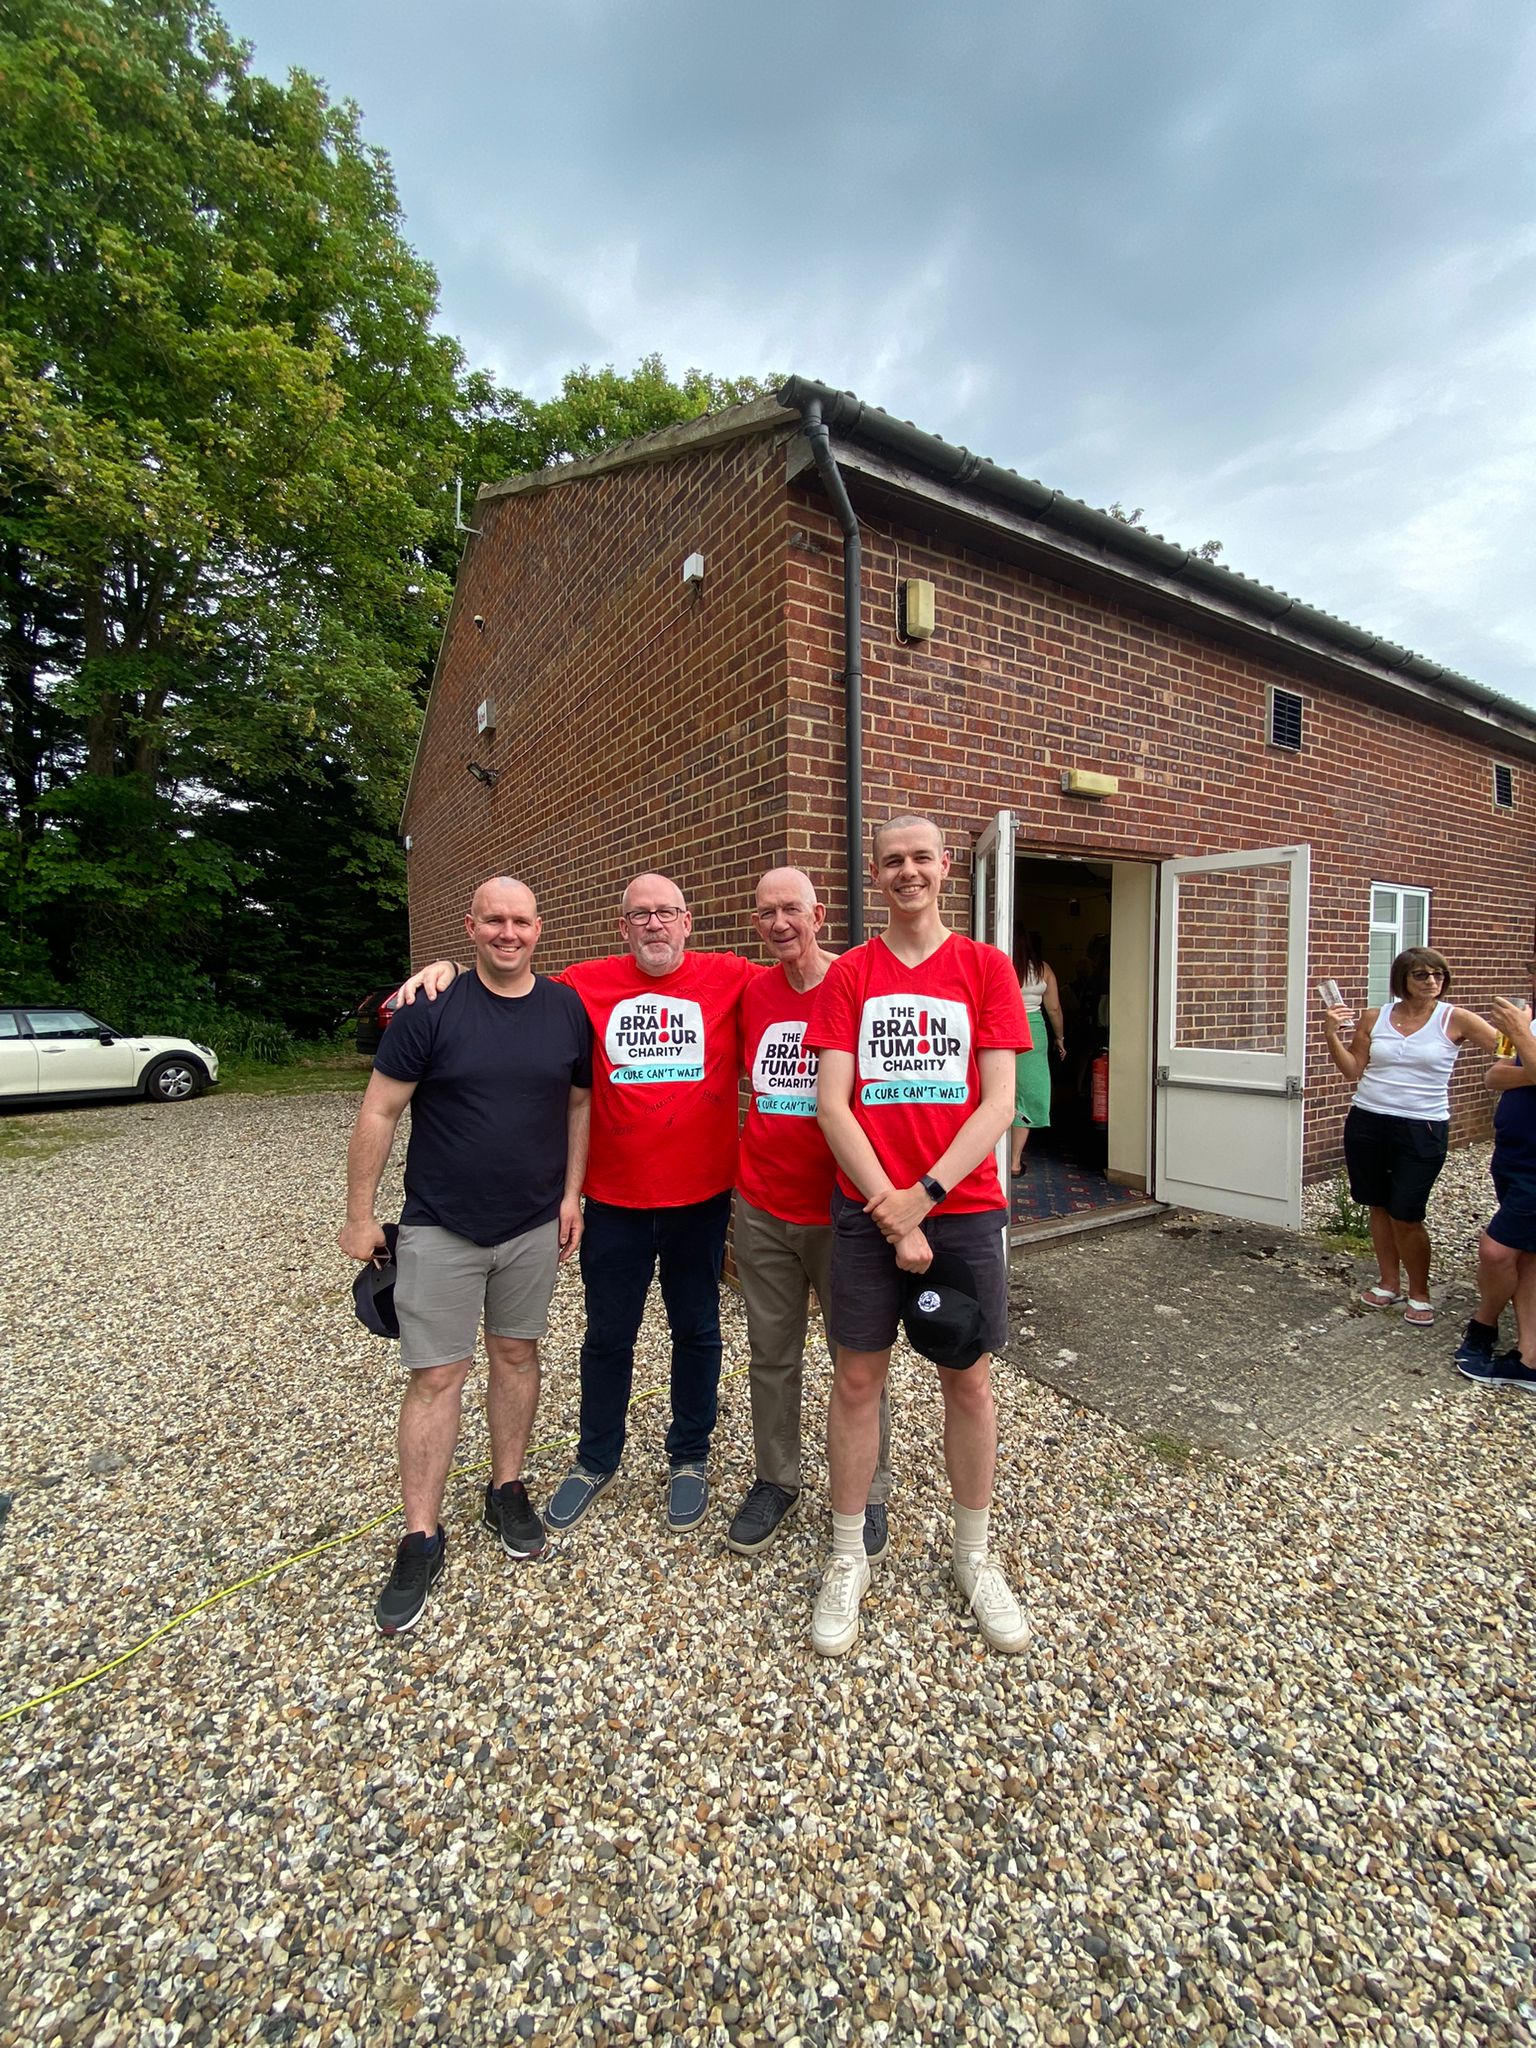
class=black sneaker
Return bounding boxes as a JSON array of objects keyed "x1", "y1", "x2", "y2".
[
  {"x1": 483, "y1": 1479, "x2": 546, "y2": 1560},
  {"x1": 724, "y1": 1480, "x2": 800, "y2": 1555},
  {"x1": 863, "y1": 1502, "x2": 890, "y2": 1562},
  {"x1": 375, "y1": 1528, "x2": 446, "y2": 1634},
  {"x1": 1458, "y1": 1348, "x2": 1536, "y2": 1392},
  {"x1": 1454, "y1": 1318, "x2": 1499, "y2": 1368}
]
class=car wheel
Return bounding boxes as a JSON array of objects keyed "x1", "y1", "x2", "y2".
[{"x1": 144, "y1": 1057, "x2": 205, "y2": 1103}]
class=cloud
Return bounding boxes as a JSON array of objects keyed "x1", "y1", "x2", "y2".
[{"x1": 220, "y1": 0, "x2": 1536, "y2": 700}]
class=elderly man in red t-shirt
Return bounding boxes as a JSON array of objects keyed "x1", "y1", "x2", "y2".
[
  {"x1": 805, "y1": 815, "x2": 1030, "y2": 1657},
  {"x1": 400, "y1": 873, "x2": 754, "y2": 1536},
  {"x1": 727, "y1": 867, "x2": 893, "y2": 1560}
]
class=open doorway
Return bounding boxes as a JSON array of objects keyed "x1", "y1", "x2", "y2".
[{"x1": 1009, "y1": 853, "x2": 1155, "y2": 1230}]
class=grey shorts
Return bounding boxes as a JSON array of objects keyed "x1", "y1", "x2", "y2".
[
  {"x1": 395, "y1": 1219, "x2": 561, "y2": 1370},
  {"x1": 828, "y1": 1189, "x2": 1009, "y2": 1358}
]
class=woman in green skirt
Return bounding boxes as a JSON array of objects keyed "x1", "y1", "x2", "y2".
[{"x1": 1010, "y1": 931, "x2": 1066, "y2": 1176}]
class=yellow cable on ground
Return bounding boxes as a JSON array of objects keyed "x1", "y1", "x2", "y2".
[{"x1": 1, "y1": 1362, "x2": 752, "y2": 1728}]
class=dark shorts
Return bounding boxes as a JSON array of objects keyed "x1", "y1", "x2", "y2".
[
  {"x1": 828, "y1": 1187, "x2": 1009, "y2": 1357},
  {"x1": 1343, "y1": 1105, "x2": 1449, "y2": 1223},
  {"x1": 1487, "y1": 1167, "x2": 1536, "y2": 1253}
]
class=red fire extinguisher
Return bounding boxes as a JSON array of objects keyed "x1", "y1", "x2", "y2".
[{"x1": 1090, "y1": 1051, "x2": 1109, "y2": 1126}]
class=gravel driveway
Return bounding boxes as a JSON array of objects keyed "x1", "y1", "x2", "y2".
[{"x1": 1, "y1": 1093, "x2": 1532, "y2": 2046}]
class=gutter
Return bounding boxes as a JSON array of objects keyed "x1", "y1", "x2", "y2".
[{"x1": 797, "y1": 398, "x2": 866, "y2": 945}]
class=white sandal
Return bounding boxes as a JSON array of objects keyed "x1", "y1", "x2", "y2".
[{"x1": 1359, "y1": 1285, "x2": 1404, "y2": 1309}]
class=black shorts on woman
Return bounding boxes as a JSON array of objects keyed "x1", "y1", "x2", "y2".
[{"x1": 1343, "y1": 1104, "x2": 1449, "y2": 1223}]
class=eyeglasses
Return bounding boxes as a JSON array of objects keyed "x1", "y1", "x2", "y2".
[
  {"x1": 623, "y1": 907, "x2": 685, "y2": 927},
  {"x1": 1407, "y1": 967, "x2": 1445, "y2": 980}
]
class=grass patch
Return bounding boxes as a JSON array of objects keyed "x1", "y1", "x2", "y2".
[
  {"x1": 1141, "y1": 1430, "x2": 1195, "y2": 1469},
  {"x1": 1315, "y1": 1168, "x2": 1372, "y2": 1251},
  {"x1": 216, "y1": 1053, "x2": 373, "y2": 1096},
  {"x1": 0, "y1": 1113, "x2": 113, "y2": 1165}
]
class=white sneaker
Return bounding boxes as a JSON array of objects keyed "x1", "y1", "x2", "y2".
[
  {"x1": 952, "y1": 1550, "x2": 1028, "y2": 1653},
  {"x1": 811, "y1": 1552, "x2": 872, "y2": 1657}
]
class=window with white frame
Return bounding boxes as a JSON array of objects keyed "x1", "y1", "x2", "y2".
[{"x1": 1368, "y1": 884, "x2": 1429, "y2": 1005}]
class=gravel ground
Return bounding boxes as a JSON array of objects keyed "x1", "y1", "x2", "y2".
[{"x1": 1, "y1": 1095, "x2": 1533, "y2": 2048}]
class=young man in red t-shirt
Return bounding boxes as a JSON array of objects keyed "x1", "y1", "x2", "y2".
[
  {"x1": 727, "y1": 867, "x2": 893, "y2": 1558},
  {"x1": 805, "y1": 815, "x2": 1030, "y2": 1656}
]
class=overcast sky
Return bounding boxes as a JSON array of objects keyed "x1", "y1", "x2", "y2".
[{"x1": 220, "y1": 0, "x2": 1536, "y2": 706}]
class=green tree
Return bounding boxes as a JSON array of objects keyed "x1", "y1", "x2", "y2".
[
  {"x1": 0, "y1": 0, "x2": 460, "y2": 1011},
  {"x1": 0, "y1": 0, "x2": 768, "y2": 1038}
]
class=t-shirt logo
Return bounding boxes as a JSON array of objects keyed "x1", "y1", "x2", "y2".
[
  {"x1": 606, "y1": 994, "x2": 705, "y2": 1084},
  {"x1": 752, "y1": 1019, "x2": 818, "y2": 1117},
  {"x1": 857, "y1": 995, "x2": 970, "y2": 1106}
]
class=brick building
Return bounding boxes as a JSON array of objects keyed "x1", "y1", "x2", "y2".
[{"x1": 400, "y1": 378, "x2": 1536, "y2": 1231}]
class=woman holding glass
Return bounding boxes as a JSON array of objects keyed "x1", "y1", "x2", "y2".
[{"x1": 1321, "y1": 946, "x2": 1497, "y2": 1327}]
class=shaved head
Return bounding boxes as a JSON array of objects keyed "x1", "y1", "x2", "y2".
[
  {"x1": 873, "y1": 813, "x2": 945, "y2": 858},
  {"x1": 469, "y1": 874, "x2": 537, "y2": 918},
  {"x1": 621, "y1": 871, "x2": 687, "y2": 915},
  {"x1": 755, "y1": 865, "x2": 818, "y2": 908}
]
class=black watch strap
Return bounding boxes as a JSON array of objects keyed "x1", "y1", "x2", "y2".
[{"x1": 920, "y1": 1173, "x2": 947, "y2": 1204}]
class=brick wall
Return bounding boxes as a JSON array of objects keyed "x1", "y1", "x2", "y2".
[
  {"x1": 403, "y1": 431, "x2": 796, "y2": 975},
  {"x1": 406, "y1": 431, "x2": 1536, "y2": 1190},
  {"x1": 783, "y1": 483, "x2": 1536, "y2": 1179}
]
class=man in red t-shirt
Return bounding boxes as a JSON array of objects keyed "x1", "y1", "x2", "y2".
[
  {"x1": 726, "y1": 868, "x2": 893, "y2": 1560},
  {"x1": 805, "y1": 814, "x2": 1030, "y2": 1657},
  {"x1": 398, "y1": 873, "x2": 754, "y2": 1536}
]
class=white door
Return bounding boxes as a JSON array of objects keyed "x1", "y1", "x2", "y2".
[
  {"x1": 1154, "y1": 844, "x2": 1310, "y2": 1227},
  {"x1": 26, "y1": 1010, "x2": 138, "y2": 1095},
  {"x1": 971, "y1": 811, "x2": 1017, "y2": 1224}
]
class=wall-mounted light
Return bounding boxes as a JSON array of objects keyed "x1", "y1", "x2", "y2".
[
  {"x1": 473, "y1": 614, "x2": 485, "y2": 632},
  {"x1": 897, "y1": 578, "x2": 936, "y2": 640},
  {"x1": 1061, "y1": 769, "x2": 1118, "y2": 799},
  {"x1": 466, "y1": 761, "x2": 500, "y2": 788},
  {"x1": 682, "y1": 551, "x2": 705, "y2": 589}
]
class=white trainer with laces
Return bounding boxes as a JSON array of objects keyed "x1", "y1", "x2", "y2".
[
  {"x1": 952, "y1": 1550, "x2": 1028, "y2": 1653},
  {"x1": 811, "y1": 1552, "x2": 872, "y2": 1657}
]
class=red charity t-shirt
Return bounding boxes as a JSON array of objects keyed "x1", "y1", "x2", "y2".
[
  {"x1": 737, "y1": 963, "x2": 840, "y2": 1228},
  {"x1": 557, "y1": 950, "x2": 754, "y2": 1209},
  {"x1": 804, "y1": 931, "x2": 1030, "y2": 1214}
]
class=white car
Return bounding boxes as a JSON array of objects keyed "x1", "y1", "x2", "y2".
[{"x1": 0, "y1": 1007, "x2": 219, "y2": 1104}]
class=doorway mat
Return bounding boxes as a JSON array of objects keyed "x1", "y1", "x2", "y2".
[{"x1": 1010, "y1": 1154, "x2": 1150, "y2": 1226}]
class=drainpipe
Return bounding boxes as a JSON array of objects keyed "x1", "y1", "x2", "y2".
[{"x1": 799, "y1": 398, "x2": 864, "y2": 945}]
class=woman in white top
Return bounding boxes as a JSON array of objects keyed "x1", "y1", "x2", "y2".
[
  {"x1": 1010, "y1": 932, "x2": 1066, "y2": 1176},
  {"x1": 1322, "y1": 946, "x2": 1496, "y2": 1327}
]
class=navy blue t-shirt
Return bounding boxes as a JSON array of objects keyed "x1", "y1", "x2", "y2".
[
  {"x1": 374, "y1": 971, "x2": 593, "y2": 1245},
  {"x1": 1492, "y1": 1067, "x2": 1536, "y2": 1191}
]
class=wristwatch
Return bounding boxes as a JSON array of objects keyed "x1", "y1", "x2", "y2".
[{"x1": 920, "y1": 1173, "x2": 947, "y2": 1205}]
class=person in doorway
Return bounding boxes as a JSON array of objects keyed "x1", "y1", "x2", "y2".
[
  {"x1": 1321, "y1": 946, "x2": 1496, "y2": 1328},
  {"x1": 1009, "y1": 930, "x2": 1064, "y2": 1177},
  {"x1": 1456, "y1": 970, "x2": 1536, "y2": 1389},
  {"x1": 806, "y1": 813, "x2": 1030, "y2": 1656},
  {"x1": 338, "y1": 877, "x2": 592, "y2": 1634},
  {"x1": 727, "y1": 867, "x2": 895, "y2": 1559}
]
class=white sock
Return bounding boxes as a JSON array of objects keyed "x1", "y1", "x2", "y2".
[
  {"x1": 830, "y1": 1510, "x2": 866, "y2": 1560},
  {"x1": 953, "y1": 1503, "x2": 989, "y2": 1557}
]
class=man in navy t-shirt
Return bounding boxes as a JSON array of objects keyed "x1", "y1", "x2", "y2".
[{"x1": 339, "y1": 876, "x2": 592, "y2": 1632}]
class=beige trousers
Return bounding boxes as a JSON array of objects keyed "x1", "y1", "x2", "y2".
[{"x1": 735, "y1": 1196, "x2": 893, "y2": 1502}]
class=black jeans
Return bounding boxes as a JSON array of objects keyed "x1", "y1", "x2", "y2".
[{"x1": 576, "y1": 1191, "x2": 732, "y2": 1475}]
